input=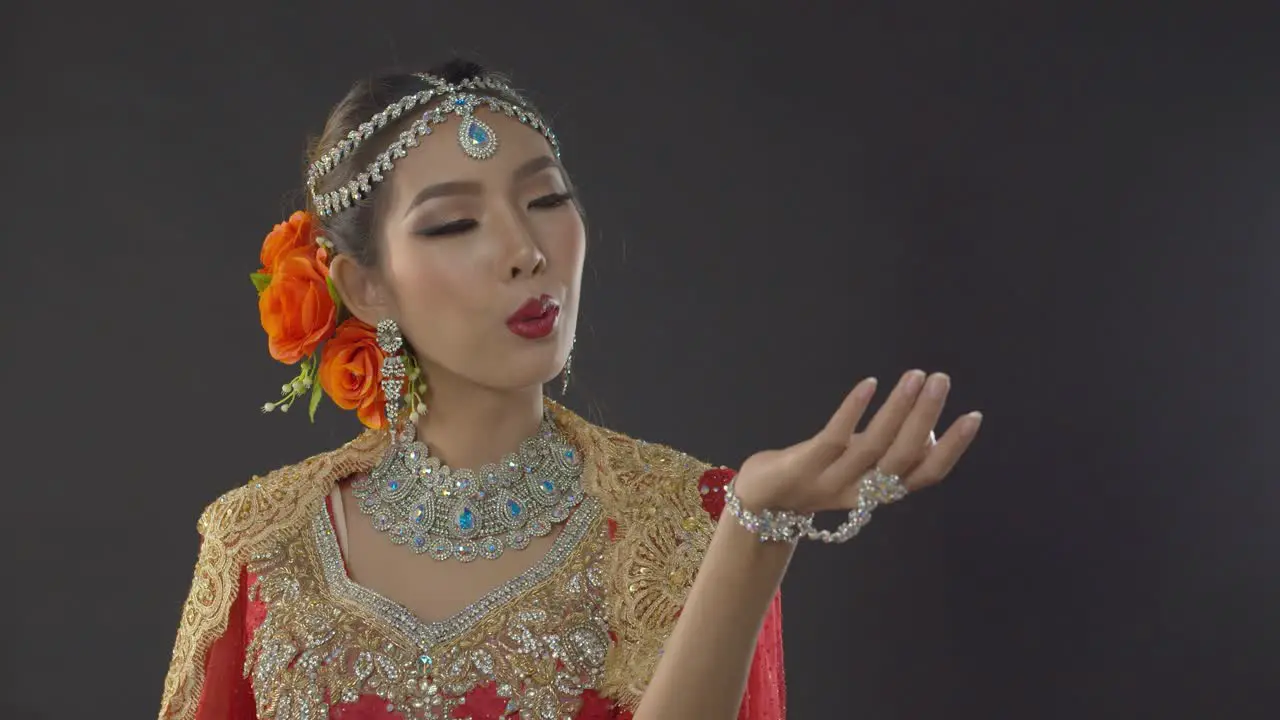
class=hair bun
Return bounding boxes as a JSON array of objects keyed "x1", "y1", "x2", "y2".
[{"x1": 432, "y1": 58, "x2": 488, "y2": 84}]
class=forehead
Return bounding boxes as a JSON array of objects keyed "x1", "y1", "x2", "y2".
[{"x1": 382, "y1": 108, "x2": 561, "y2": 201}]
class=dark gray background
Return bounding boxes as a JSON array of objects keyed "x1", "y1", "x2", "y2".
[{"x1": 3, "y1": 1, "x2": 1278, "y2": 718}]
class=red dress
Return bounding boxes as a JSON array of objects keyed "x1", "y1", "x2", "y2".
[{"x1": 159, "y1": 403, "x2": 786, "y2": 720}]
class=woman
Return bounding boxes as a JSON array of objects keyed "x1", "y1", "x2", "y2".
[{"x1": 158, "y1": 59, "x2": 982, "y2": 720}]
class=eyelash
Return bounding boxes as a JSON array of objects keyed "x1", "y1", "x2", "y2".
[{"x1": 420, "y1": 192, "x2": 575, "y2": 237}]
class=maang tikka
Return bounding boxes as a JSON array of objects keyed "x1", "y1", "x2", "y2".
[{"x1": 351, "y1": 318, "x2": 586, "y2": 562}]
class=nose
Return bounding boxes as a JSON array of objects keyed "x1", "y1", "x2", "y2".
[
  {"x1": 499, "y1": 209, "x2": 546, "y2": 280},
  {"x1": 509, "y1": 241, "x2": 546, "y2": 279}
]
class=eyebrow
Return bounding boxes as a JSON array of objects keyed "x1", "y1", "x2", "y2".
[{"x1": 402, "y1": 155, "x2": 562, "y2": 218}]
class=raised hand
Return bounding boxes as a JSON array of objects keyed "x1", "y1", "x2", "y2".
[{"x1": 732, "y1": 370, "x2": 982, "y2": 518}]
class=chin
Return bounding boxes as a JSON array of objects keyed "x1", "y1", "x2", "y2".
[{"x1": 496, "y1": 349, "x2": 568, "y2": 391}]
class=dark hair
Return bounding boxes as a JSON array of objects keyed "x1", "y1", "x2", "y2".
[{"x1": 304, "y1": 59, "x2": 557, "y2": 267}]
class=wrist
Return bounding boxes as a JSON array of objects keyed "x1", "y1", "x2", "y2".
[
  {"x1": 728, "y1": 470, "x2": 784, "y2": 514},
  {"x1": 723, "y1": 477, "x2": 812, "y2": 544}
]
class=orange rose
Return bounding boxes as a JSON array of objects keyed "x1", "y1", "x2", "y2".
[
  {"x1": 319, "y1": 318, "x2": 389, "y2": 429},
  {"x1": 259, "y1": 211, "x2": 319, "y2": 273},
  {"x1": 258, "y1": 247, "x2": 336, "y2": 364}
]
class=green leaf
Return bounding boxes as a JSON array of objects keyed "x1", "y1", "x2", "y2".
[
  {"x1": 326, "y1": 276, "x2": 343, "y2": 310},
  {"x1": 250, "y1": 272, "x2": 272, "y2": 294},
  {"x1": 308, "y1": 375, "x2": 324, "y2": 422}
]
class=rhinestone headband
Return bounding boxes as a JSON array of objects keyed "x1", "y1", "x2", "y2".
[{"x1": 308, "y1": 73, "x2": 561, "y2": 217}]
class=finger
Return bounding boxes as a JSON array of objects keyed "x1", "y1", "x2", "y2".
[
  {"x1": 879, "y1": 373, "x2": 950, "y2": 475},
  {"x1": 904, "y1": 411, "x2": 983, "y2": 491},
  {"x1": 819, "y1": 369, "x2": 926, "y2": 485},
  {"x1": 855, "y1": 369, "x2": 927, "y2": 457},
  {"x1": 816, "y1": 377, "x2": 879, "y2": 443}
]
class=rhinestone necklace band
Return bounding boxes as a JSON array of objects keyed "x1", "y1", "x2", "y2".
[{"x1": 351, "y1": 412, "x2": 585, "y2": 562}]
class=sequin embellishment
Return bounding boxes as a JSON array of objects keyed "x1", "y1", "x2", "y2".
[{"x1": 244, "y1": 496, "x2": 608, "y2": 720}]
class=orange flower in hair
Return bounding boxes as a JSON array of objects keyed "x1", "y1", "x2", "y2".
[
  {"x1": 259, "y1": 210, "x2": 319, "y2": 273},
  {"x1": 258, "y1": 247, "x2": 337, "y2": 364},
  {"x1": 319, "y1": 318, "x2": 388, "y2": 430}
]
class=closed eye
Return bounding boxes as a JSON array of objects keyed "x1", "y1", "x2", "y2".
[
  {"x1": 419, "y1": 218, "x2": 478, "y2": 237},
  {"x1": 417, "y1": 192, "x2": 573, "y2": 237},
  {"x1": 528, "y1": 192, "x2": 574, "y2": 210}
]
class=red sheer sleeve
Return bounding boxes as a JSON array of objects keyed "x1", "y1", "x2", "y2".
[
  {"x1": 194, "y1": 566, "x2": 257, "y2": 720},
  {"x1": 696, "y1": 468, "x2": 789, "y2": 720}
]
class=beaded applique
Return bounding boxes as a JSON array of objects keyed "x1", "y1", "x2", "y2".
[{"x1": 245, "y1": 497, "x2": 608, "y2": 719}]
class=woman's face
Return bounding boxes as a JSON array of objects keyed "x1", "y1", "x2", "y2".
[{"x1": 340, "y1": 108, "x2": 585, "y2": 394}]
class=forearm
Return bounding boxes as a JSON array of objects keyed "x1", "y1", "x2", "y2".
[{"x1": 633, "y1": 511, "x2": 795, "y2": 720}]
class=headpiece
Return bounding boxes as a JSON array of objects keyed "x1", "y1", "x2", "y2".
[{"x1": 308, "y1": 73, "x2": 560, "y2": 217}]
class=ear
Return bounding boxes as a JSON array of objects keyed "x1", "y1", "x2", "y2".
[{"x1": 329, "y1": 254, "x2": 394, "y2": 327}]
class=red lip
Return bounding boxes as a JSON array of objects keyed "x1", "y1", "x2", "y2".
[{"x1": 506, "y1": 295, "x2": 560, "y2": 339}]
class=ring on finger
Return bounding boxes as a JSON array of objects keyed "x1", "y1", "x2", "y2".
[
  {"x1": 859, "y1": 466, "x2": 909, "y2": 505},
  {"x1": 926, "y1": 430, "x2": 937, "y2": 447}
]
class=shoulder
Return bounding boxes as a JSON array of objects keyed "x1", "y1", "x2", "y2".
[
  {"x1": 550, "y1": 404, "x2": 742, "y2": 705},
  {"x1": 599, "y1": 426, "x2": 737, "y2": 519},
  {"x1": 195, "y1": 428, "x2": 389, "y2": 553},
  {"x1": 549, "y1": 402, "x2": 735, "y2": 520},
  {"x1": 160, "y1": 433, "x2": 385, "y2": 720}
]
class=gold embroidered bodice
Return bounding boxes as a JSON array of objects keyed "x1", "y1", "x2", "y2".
[
  {"x1": 245, "y1": 495, "x2": 610, "y2": 720},
  {"x1": 158, "y1": 401, "x2": 732, "y2": 720}
]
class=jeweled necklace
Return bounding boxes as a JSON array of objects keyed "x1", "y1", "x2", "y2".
[{"x1": 351, "y1": 411, "x2": 585, "y2": 562}]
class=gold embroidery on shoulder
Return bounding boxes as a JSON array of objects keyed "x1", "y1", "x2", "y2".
[
  {"x1": 548, "y1": 403, "x2": 716, "y2": 710},
  {"x1": 158, "y1": 430, "x2": 389, "y2": 720}
]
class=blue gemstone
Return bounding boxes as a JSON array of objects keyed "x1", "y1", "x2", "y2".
[
  {"x1": 413, "y1": 536, "x2": 426, "y2": 547},
  {"x1": 565, "y1": 449, "x2": 576, "y2": 460},
  {"x1": 387, "y1": 480, "x2": 399, "y2": 492},
  {"x1": 458, "y1": 507, "x2": 475, "y2": 531},
  {"x1": 467, "y1": 122, "x2": 489, "y2": 145},
  {"x1": 412, "y1": 505, "x2": 427, "y2": 524},
  {"x1": 541, "y1": 480, "x2": 555, "y2": 493},
  {"x1": 507, "y1": 499, "x2": 522, "y2": 518},
  {"x1": 454, "y1": 97, "x2": 466, "y2": 106}
]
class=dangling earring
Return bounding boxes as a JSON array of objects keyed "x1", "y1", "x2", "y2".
[
  {"x1": 559, "y1": 338, "x2": 575, "y2": 396},
  {"x1": 376, "y1": 318, "x2": 411, "y2": 442}
]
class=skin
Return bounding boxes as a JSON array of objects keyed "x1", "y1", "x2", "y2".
[
  {"x1": 329, "y1": 101, "x2": 983, "y2": 719},
  {"x1": 329, "y1": 108, "x2": 586, "y2": 621}
]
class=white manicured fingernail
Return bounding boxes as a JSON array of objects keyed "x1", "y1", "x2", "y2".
[
  {"x1": 903, "y1": 370, "x2": 926, "y2": 393},
  {"x1": 925, "y1": 373, "x2": 950, "y2": 398}
]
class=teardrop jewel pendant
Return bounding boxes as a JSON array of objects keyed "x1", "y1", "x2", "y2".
[{"x1": 458, "y1": 115, "x2": 498, "y2": 159}]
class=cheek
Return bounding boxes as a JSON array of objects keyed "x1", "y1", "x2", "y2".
[
  {"x1": 542, "y1": 211, "x2": 587, "y2": 272},
  {"x1": 383, "y1": 236, "x2": 469, "y2": 315}
]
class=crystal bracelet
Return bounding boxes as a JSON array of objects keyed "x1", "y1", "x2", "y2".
[
  {"x1": 723, "y1": 479, "x2": 814, "y2": 543},
  {"x1": 805, "y1": 468, "x2": 909, "y2": 543},
  {"x1": 725, "y1": 468, "x2": 910, "y2": 544}
]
